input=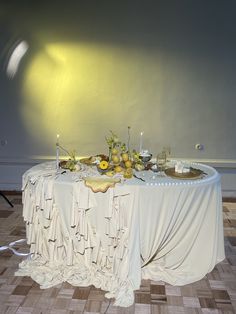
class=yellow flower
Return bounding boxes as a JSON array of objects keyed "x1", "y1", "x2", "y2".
[{"x1": 99, "y1": 160, "x2": 109, "y2": 170}]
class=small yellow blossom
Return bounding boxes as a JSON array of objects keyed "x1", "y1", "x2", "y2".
[{"x1": 99, "y1": 160, "x2": 109, "y2": 170}]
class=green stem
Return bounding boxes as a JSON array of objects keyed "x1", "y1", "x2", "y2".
[{"x1": 58, "y1": 145, "x2": 76, "y2": 160}]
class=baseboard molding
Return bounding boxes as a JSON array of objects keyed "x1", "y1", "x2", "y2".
[
  {"x1": 0, "y1": 158, "x2": 41, "y2": 191},
  {"x1": 173, "y1": 158, "x2": 236, "y2": 169},
  {"x1": 1, "y1": 156, "x2": 236, "y2": 166},
  {"x1": 0, "y1": 190, "x2": 22, "y2": 195},
  {"x1": 222, "y1": 197, "x2": 236, "y2": 203},
  {"x1": 0, "y1": 183, "x2": 22, "y2": 190}
]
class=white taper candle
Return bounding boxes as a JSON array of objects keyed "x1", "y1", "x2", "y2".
[
  {"x1": 56, "y1": 134, "x2": 60, "y2": 170},
  {"x1": 139, "y1": 131, "x2": 143, "y2": 153}
]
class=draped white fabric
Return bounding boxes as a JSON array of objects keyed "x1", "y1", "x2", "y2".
[{"x1": 16, "y1": 161, "x2": 225, "y2": 307}]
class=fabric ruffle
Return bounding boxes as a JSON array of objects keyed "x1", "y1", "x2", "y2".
[{"x1": 17, "y1": 165, "x2": 136, "y2": 307}]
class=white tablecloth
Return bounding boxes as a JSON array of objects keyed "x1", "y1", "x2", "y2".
[{"x1": 16, "y1": 161, "x2": 225, "y2": 307}]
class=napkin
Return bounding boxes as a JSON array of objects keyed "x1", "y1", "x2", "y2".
[
  {"x1": 83, "y1": 177, "x2": 120, "y2": 193},
  {"x1": 175, "y1": 161, "x2": 190, "y2": 174}
]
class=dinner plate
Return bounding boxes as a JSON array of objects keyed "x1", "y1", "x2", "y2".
[
  {"x1": 59, "y1": 160, "x2": 70, "y2": 169},
  {"x1": 164, "y1": 167, "x2": 205, "y2": 180},
  {"x1": 59, "y1": 160, "x2": 85, "y2": 172}
]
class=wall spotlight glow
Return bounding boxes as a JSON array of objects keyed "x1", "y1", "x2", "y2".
[{"x1": 6, "y1": 40, "x2": 29, "y2": 79}]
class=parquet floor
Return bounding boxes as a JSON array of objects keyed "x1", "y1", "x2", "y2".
[{"x1": 0, "y1": 193, "x2": 235, "y2": 314}]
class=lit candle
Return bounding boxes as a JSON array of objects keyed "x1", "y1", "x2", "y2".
[
  {"x1": 56, "y1": 134, "x2": 60, "y2": 170},
  {"x1": 139, "y1": 131, "x2": 143, "y2": 153}
]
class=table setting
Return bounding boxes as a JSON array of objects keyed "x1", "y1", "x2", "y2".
[
  {"x1": 15, "y1": 129, "x2": 225, "y2": 307},
  {"x1": 52, "y1": 129, "x2": 211, "y2": 192}
]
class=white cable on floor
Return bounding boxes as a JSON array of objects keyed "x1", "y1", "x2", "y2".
[{"x1": 0, "y1": 239, "x2": 31, "y2": 257}]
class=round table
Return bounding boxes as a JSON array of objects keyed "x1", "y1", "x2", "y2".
[{"x1": 16, "y1": 160, "x2": 225, "y2": 307}]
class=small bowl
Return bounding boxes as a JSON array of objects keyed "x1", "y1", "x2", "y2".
[
  {"x1": 151, "y1": 164, "x2": 158, "y2": 172},
  {"x1": 139, "y1": 153, "x2": 152, "y2": 163}
]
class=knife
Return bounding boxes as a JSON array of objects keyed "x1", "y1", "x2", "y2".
[{"x1": 133, "y1": 174, "x2": 145, "y2": 182}]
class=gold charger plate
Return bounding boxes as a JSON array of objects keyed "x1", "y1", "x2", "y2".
[
  {"x1": 80, "y1": 156, "x2": 97, "y2": 166},
  {"x1": 80, "y1": 154, "x2": 109, "y2": 166},
  {"x1": 164, "y1": 167, "x2": 205, "y2": 180},
  {"x1": 59, "y1": 160, "x2": 81, "y2": 171}
]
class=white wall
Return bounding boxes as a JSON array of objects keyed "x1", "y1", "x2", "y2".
[{"x1": 0, "y1": 1, "x2": 236, "y2": 195}]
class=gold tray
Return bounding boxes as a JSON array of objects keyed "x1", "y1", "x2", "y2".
[{"x1": 164, "y1": 167, "x2": 205, "y2": 180}]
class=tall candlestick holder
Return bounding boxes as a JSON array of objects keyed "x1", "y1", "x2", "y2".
[{"x1": 56, "y1": 134, "x2": 60, "y2": 170}]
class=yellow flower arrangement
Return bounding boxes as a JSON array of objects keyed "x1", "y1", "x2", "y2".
[{"x1": 100, "y1": 127, "x2": 145, "y2": 178}]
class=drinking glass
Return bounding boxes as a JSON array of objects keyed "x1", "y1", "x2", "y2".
[
  {"x1": 156, "y1": 151, "x2": 167, "y2": 176},
  {"x1": 163, "y1": 146, "x2": 171, "y2": 163}
]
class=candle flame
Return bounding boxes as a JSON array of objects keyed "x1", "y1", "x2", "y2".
[{"x1": 56, "y1": 134, "x2": 60, "y2": 146}]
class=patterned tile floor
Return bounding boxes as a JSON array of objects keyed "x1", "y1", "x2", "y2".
[{"x1": 0, "y1": 193, "x2": 235, "y2": 314}]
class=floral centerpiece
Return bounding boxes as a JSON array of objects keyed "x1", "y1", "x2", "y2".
[
  {"x1": 58, "y1": 127, "x2": 148, "y2": 178},
  {"x1": 96, "y1": 128, "x2": 145, "y2": 178}
]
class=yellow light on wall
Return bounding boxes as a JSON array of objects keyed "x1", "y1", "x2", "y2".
[{"x1": 21, "y1": 42, "x2": 161, "y2": 155}]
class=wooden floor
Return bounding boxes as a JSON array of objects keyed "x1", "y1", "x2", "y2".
[{"x1": 0, "y1": 193, "x2": 235, "y2": 314}]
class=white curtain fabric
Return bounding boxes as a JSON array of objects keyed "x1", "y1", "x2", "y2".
[{"x1": 16, "y1": 161, "x2": 225, "y2": 307}]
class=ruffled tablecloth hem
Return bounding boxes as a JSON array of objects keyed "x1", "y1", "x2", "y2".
[{"x1": 15, "y1": 256, "x2": 134, "y2": 307}]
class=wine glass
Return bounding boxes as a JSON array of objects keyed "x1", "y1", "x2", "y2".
[
  {"x1": 163, "y1": 146, "x2": 171, "y2": 163},
  {"x1": 139, "y1": 152, "x2": 152, "y2": 169},
  {"x1": 156, "y1": 151, "x2": 167, "y2": 176}
]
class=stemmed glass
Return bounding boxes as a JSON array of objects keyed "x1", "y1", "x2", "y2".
[
  {"x1": 139, "y1": 152, "x2": 152, "y2": 169},
  {"x1": 156, "y1": 151, "x2": 167, "y2": 176},
  {"x1": 163, "y1": 146, "x2": 171, "y2": 163}
]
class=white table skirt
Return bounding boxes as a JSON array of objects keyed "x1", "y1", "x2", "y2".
[{"x1": 16, "y1": 161, "x2": 225, "y2": 307}]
